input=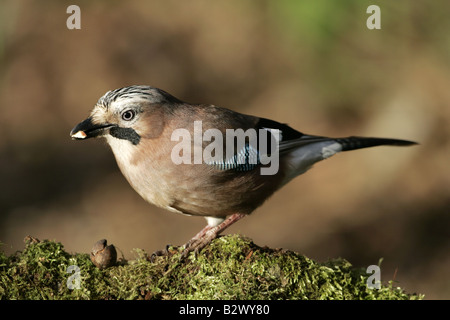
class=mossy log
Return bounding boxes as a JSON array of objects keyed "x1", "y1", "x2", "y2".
[{"x1": 0, "y1": 235, "x2": 423, "y2": 300}]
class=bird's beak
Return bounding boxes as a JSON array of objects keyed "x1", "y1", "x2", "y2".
[{"x1": 70, "y1": 117, "x2": 115, "y2": 140}]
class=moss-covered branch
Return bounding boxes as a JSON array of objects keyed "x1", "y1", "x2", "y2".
[{"x1": 0, "y1": 235, "x2": 423, "y2": 300}]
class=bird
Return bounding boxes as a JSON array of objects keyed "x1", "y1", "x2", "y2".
[{"x1": 70, "y1": 85, "x2": 417, "y2": 258}]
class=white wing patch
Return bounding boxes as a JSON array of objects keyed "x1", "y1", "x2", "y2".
[{"x1": 321, "y1": 142, "x2": 343, "y2": 159}]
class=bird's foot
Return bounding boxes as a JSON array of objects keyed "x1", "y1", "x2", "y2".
[
  {"x1": 150, "y1": 244, "x2": 179, "y2": 262},
  {"x1": 180, "y1": 213, "x2": 247, "y2": 259},
  {"x1": 181, "y1": 227, "x2": 219, "y2": 259}
]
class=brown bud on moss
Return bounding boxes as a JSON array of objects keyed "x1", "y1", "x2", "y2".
[{"x1": 90, "y1": 239, "x2": 117, "y2": 269}]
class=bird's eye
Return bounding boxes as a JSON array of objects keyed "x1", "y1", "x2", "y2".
[{"x1": 121, "y1": 110, "x2": 136, "y2": 121}]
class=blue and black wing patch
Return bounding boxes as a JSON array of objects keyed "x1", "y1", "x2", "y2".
[
  {"x1": 205, "y1": 117, "x2": 307, "y2": 172},
  {"x1": 206, "y1": 143, "x2": 260, "y2": 172}
]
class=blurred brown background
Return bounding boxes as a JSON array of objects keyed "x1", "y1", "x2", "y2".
[{"x1": 0, "y1": 0, "x2": 449, "y2": 299}]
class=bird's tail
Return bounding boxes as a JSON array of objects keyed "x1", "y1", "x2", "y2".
[
  {"x1": 335, "y1": 137, "x2": 418, "y2": 152},
  {"x1": 278, "y1": 135, "x2": 417, "y2": 184}
]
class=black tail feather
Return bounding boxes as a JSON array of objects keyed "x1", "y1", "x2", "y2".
[{"x1": 336, "y1": 136, "x2": 418, "y2": 152}]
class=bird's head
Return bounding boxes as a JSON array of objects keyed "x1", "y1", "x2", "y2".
[{"x1": 70, "y1": 85, "x2": 181, "y2": 146}]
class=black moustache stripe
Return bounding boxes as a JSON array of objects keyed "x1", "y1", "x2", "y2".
[{"x1": 109, "y1": 127, "x2": 141, "y2": 145}]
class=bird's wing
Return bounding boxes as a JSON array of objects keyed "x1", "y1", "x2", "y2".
[
  {"x1": 203, "y1": 115, "x2": 416, "y2": 172},
  {"x1": 204, "y1": 117, "x2": 306, "y2": 172}
]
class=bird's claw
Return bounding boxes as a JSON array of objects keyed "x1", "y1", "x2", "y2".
[
  {"x1": 180, "y1": 229, "x2": 218, "y2": 259},
  {"x1": 150, "y1": 244, "x2": 176, "y2": 262}
]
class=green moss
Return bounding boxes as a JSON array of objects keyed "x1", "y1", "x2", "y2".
[{"x1": 0, "y1": 235, "x2": 423, "y2": 300}]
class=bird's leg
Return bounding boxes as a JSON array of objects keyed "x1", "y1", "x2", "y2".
[
  {"x1": 188, "y1": 224, "x2": 214, "y2": 243},
  {"x1": 182, "y1": 213, "x2": 246, "y2": 258}
]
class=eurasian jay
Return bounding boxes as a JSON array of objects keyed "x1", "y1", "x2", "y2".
[{"x1": 70, "y1": 85, "x2": 416, "y2": 257}]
